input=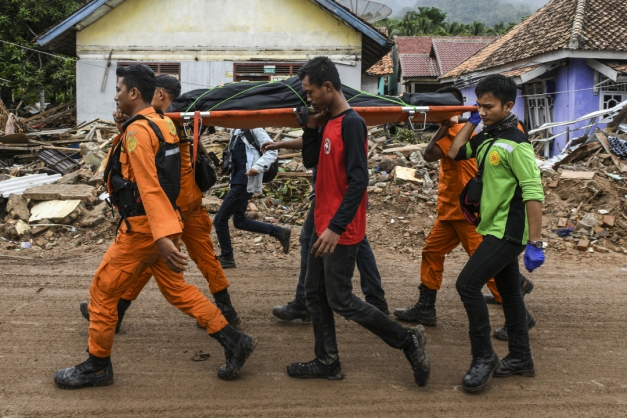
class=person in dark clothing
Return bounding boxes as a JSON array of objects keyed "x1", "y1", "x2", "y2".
[
  {"x1": 448, "y1": 74, "x2": 545, "y2": 392},
  {"x1": 262, "y1": 138, "x2": 389, "y2": 320},
  {"x1": 214, "y1": 128, "x2": 291, "y2": 268},
  {"x1": 286, "y1": 56, "x2": 430, "y2": 386}
]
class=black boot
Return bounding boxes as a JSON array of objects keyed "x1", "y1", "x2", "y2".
[
  {"x1": 493, "y1": 355, "x2": 535, "y2": 378},
  {"x1": 277, "y1": 227, "x2": 292, "y2": 254},
  {"x1": 115, "y1": 299, "x2": 131, "y2": 333},
  {"x1": 519, "y1": 274, "x2": 534, "y2": 296},
  {"x1": 461, "y1": 352, "x2": 499, "y2": 392},
  {"x1": 54, "y1": 354, "x2": 114, "y2": 389},
  {"x1": 403, "y1": 325, "x2": 431, "y2": 386},
  {"x1": 210, "y1": 325, "x2": 256, "y2": 380},
  {"x1": 393, "y1": 284, "x2": 437, "y2": 326},
  {"x1": 218, "y1": 254, "x2": 236, "y2": 269},
  {"x1": 287, "y1": 358, "x2": 344, "y2": 380},
  {"x1": 272, "y1": 300, "x2": 311, "y2": 322},
  {"x1": 213, "y1": 290, "x2": 241, "y2": 326},
  {"x1": 79, "y1": 299, "x2": 131, "y2": 334},
  {"x1": 493, "y1": 309, "x2": 536, "y2": 341}
]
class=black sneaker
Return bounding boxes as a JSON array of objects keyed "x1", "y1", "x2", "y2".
[
  {"x1": 287, "y1": 358, "x2": 344, "y2": 380},
  {"x1": 272, "y1": 301, "x2": 311, "y2": 322},
  {"x1": 218, "y1": 254, "x2": 236, "y2": 269},
  {"x1": 483, "y1": 294, "x2": 501, "y2": 305},
  {"x1": 367, "y1": 300, "x2": 390, "y2": 315},
  {"x1": 403, "y1": 325, "x2": 430, "y2": 386},
  {"x1": 54, "y1": 355, "x2": 114, "y2": 389},
  {"x1": 493, "y1": 310, "x2": 536, "y2": 341},
  {"x1": 461, "y1": 352, "x2": 499, "y2": 392},
  {"x1": 493, "y1": 355, "x2": 535, "y2": 378},
  {"x1": 277, "y1": 227, "x2": 292, "y2": 254},
  {"x1": 80, "y1": 302, "x2": 90, "y2": 321}
]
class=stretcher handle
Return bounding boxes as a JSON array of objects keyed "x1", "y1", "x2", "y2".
[{"x1": 192, "y1": 110, "x2": 200, "y2": 174}]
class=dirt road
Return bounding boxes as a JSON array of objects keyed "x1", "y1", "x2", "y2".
[{"x1": 1, "y1": 240, "x2": 627, "y2": 417}]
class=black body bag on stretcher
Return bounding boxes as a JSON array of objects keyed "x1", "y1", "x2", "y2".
[{"x1": 459, "y1": 137, "x2": 498, "y2": 225}]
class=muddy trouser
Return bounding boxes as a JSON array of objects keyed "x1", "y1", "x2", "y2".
[
  {"x1": 294, "y1": 198, "x2": 386, "y2": 309},
  {"x1": 304, "y1": 234, "x2": 408, "y2": 365},
  {"x1": 87, "y1": 230, "x2": 228, "y2": 358},
  {"x1": 455, "y1": 234, "x2": 530, "y2": 360},
  {"x1": 121, "y1": 206, "x2": 230, "y2": 300},
  {"x1": 421, "y1": 219, "x2": 502, "y2": 302}
]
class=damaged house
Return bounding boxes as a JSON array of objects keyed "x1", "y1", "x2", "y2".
[
  {"x1": 440, "y1": 0, "x2": 627, "y2": 156},
  {"x1": 36, "y1": 0, "x2": 393, "y2": 123}
]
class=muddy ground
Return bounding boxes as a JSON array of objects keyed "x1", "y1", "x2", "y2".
[{"x1": 1, "y1": 219, "x2": 627, "y2": 417}]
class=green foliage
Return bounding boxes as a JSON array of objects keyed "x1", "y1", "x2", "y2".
[
  {"x1": 0, "y1": 0, "x2": 86, "y2": 105},
  {"x1": 377, "y1": 4, "x2": 525, "y2": 37}
]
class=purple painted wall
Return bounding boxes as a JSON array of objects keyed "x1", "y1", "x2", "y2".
[
  {"x1": 459, "y1": 85, "x2": 525, "y2": 126},
  {"x1": 551, "y1": 58, "x2": 600, "y2": 154}
]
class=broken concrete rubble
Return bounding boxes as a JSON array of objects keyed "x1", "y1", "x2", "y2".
[
  {"x1": 29, "y1": 200, "x2": 85, "y2": 224},
  {"x1": 6, "y1": 194, "x2": 30, "y2": 221},
  {"x1": 23, "y1": 184, "x2": 96, "y2": 204}
]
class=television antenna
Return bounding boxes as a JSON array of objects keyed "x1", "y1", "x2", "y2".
[{"x1": 336, "y1": 0, "x2": 392, "y2": 23}]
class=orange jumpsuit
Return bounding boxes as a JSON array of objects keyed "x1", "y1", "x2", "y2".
[
  {"x1": 87, "y1": 107, "x2": 227, "y2": 358},
  {"x1": 121, "y1": 128, "x2": 229, "y2": 301},
  {"x1": 421, "y1": 123, "x2": 502, "y2": 302}
]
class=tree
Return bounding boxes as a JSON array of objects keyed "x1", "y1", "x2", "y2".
[{"x1": 0, "y1": 0, "x2": 86, "y2": 106}]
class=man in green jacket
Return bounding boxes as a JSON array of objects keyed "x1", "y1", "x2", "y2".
[{"x1": 448, "y1": 74, "x2": 545, "y2": 392}]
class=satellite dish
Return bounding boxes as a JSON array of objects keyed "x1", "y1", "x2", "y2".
[{"x1": 336, "y1": 0, "x2": 392, "y2": 23}]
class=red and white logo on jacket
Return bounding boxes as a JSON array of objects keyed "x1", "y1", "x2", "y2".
[{"x1": 323, "y1": 138, "x2": 331, "y2": 154}]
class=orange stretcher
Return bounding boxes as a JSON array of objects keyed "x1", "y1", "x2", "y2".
[{"x1": 165, "y1": 105, "x2": 476, "y2": 130}]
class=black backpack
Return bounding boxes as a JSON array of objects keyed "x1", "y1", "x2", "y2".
[{"x1": 223, "y1": 130, "x2": 278, "y2": 183}]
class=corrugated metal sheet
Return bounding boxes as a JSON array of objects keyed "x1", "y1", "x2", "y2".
[{"x1": 0, "y1": 174, "x2": 62, "y2": 198}]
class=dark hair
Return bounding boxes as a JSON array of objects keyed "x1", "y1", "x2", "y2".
[
  {"x1": 436, "y1": 86, "x2": 464, "y2": 104},
  {"x1": 475, "y1": 74, "x2": 517, "y2": 105},
  {"x1": 116, "y1": 64, "x2": 156, "y2": 103},
  {"x1": 156, "y1": 74, "x2": 181, "y2": 99},
  {"x1": 298, "y1": 56, "x2": 341, "y2": 90}
]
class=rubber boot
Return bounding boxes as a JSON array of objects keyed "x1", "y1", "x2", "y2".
[
  {"x1": 393, "y1": 284, "x2": 437, "y2": 326},
  {"x1": 209, "y1": 325, "x2": 256, "y2": 380},
  {"x1": 213, "y1": 289, "x2": 241, "y2": 326},
  {"x1": 79, "y1": 299, "x2": 131, "y2": 334},
  {"x1": 54, "y1": 354, "x2": 114, "y2": 389}
]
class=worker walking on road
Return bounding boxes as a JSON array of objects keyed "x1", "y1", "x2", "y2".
[
  {"x1": 214, "y1": 127, "x2": 291, "y2": 269},
  {"x1": 447, "y1": 74, "x2": 545, "y2": 392},
  {"x1": 54, "y1": 65, "x2": 255, "y2": 390},
  {"x1": 79, "y1": 74, "x2": 240, "y2": 332},
  {"x1": 394, "y1": 87, "x2": 535, "y2": 337},
  {"x1": 286, "y1": 57, "x2": 430, "y2": 386}
]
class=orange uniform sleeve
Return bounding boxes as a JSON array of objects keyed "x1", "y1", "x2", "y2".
[{"x1": 125, "y1": 124, "x2": 182, "y2": 241}]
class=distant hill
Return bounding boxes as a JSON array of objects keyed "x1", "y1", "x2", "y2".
[{"x1": 381, "y1": 0, "x2": 550, "y2": 26}]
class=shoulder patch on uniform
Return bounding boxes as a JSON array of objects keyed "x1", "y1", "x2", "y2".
[
  {"x1": 166, "y1": 119, "x2": 177, "y2": 136},
  {"x1": 126, "y1": 135, "x2": 137, "y2": 153},
  {"x1": 489, "y1": 150, "x2": 501, "y2": 166}
]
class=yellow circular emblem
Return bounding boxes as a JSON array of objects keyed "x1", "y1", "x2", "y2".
[
  {"x1": 488, "y1": 150, "x2": 500, "y2": 165},
  {"x1": 166, "y1": 119, "x2": 177, "y2": 137},
  {"x1": 126, "y1": 136, "x2": 137, "y2": 153}
]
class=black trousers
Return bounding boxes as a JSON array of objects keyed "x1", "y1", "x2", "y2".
[
  {"x1": 304, "y1": 234, "x2": 409, "y2": 365},
  {"x1": 456, "y1": 234, "x2": 530, "y2": 359}
]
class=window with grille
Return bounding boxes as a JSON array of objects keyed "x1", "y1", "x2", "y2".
[
  {"x1": 233, "y1": 63, "x2": 303, "y2": 82},
  {"x1": 597, "y1": 74, "x2": 627, "y2": 111},
  {"x1": 117, "y1": 62, "x2": 181, "y2": 79},
  {"x1": 524, "y1": 81, "x2": 553, "y2": 131}
]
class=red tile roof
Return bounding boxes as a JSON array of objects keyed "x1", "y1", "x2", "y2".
[
  {"x1": 366, "y1": 52, "x2": 394, "y2": 76},
  {"x1": 603, "y1": 61, "x2": 627, "y2": 75},
  {"x1": 443, "y1": 0, "x2": 627, "y2": 79},
  {"x1": 397, "y1": 36, "x2": 496, "y2": 78},
  {"x1": 400, "y1": 54, "x2": 440, "y2": 78}
]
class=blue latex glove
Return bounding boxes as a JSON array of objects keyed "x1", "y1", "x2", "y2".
[
  {"x1": 468, "y1": 104, "x2": 481, "y2": 125},
  {"x1": 524, "y1": 244, "x2": 545, "y2": 272}
]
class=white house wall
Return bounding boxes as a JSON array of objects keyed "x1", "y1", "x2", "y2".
[{"x1": 74, "y1": 0, "x2": 366, "y2": 123}]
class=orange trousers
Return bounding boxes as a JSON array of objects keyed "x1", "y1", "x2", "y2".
[
  {"x1": 421, "y1": 219, "x2": 502, "y2": 302},
  {"x1": 122, "y1": 206, "x2": 229, "y2": 301},
  {"x1": 87, "y1": 229, "x2": 228, "y2": 358}
]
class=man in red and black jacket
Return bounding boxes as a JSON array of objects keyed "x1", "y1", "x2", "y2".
[{"x1": 286, "y1": 57, "x2": 430, "y2": 387}]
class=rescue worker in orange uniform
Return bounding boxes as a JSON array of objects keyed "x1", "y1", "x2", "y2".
[
  {"x1": 54, "y1": 65, "x2": 255, "y2": 390},
  {"x1": 79, "y1": 74, "x2": 239, "y2": 331},
  {"x1": 394, "y1": 87, "x2": 534, "y2": 332}
]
